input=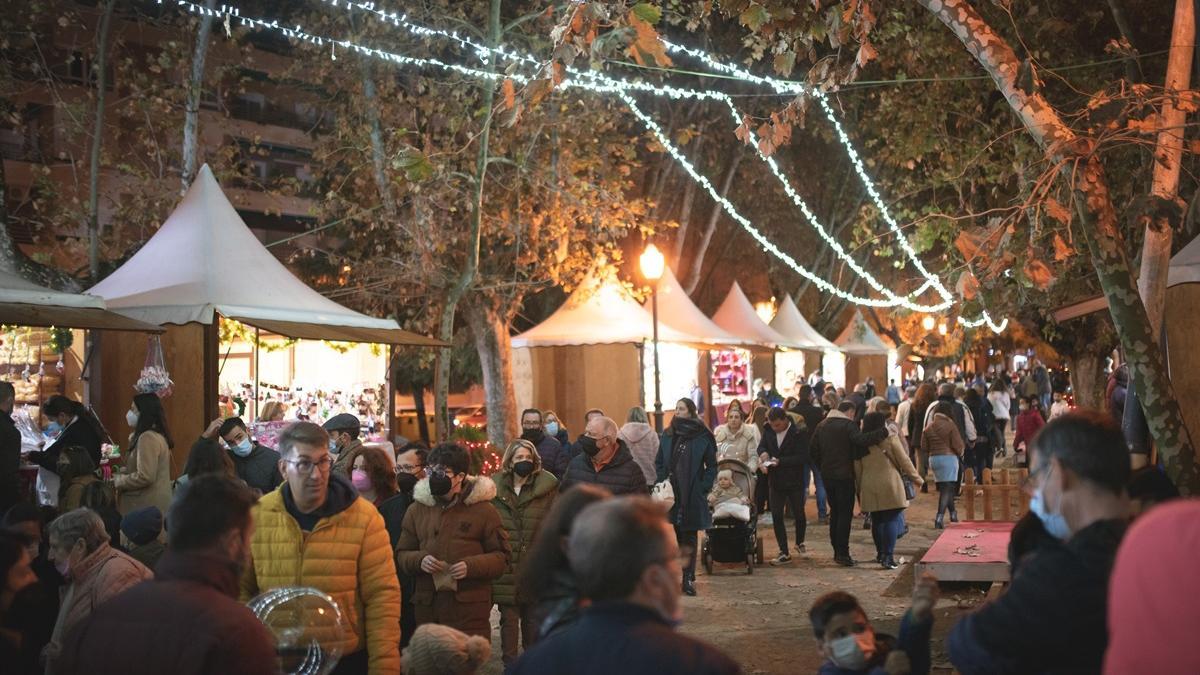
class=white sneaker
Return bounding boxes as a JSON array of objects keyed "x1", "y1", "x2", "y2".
[
  {"x1": 769, "y1": 553, "x2": 792, "y2": 566},
  {"x1": 759, "y1": 513, "x2": 774, "y2": 526}
]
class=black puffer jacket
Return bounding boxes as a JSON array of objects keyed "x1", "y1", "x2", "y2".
[
  {"x1": 559, "y1": 440, "x2": 648, "y2": 496},
  {"x1": 810, "y1": 410, "x2": 889, "y2": 481},
  {"x1": 230, "y1": 443, "x2": 282, "y2": 495}
]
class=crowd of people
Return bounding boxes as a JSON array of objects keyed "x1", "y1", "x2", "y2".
[{"x1": 0, "y1": 357, "x2": 1195, "y2": 674}]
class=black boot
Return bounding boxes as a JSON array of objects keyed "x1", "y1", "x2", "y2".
[
  {"x1": 949, "y1": 508, "x2": 959, "y2": 523},
  {"x1": 682, "y1": 574, "x2": 696, "y2": 596},
  {"x1": 935, "y1": 514, "x2": 944, "y2": 529}
]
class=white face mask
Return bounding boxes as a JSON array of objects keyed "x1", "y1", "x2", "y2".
[
  {"x1": 828, "y1": 634, "x2": 872, "y2": 670},
  {"x1": 126, "y1": 409, "x2": 139, "y2": 428}
]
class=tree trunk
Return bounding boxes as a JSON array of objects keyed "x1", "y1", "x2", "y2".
[
  {"x1": 411, "y1": 380, "x2": 431, "y2": 445},
  {"x1": 434, "y1": 0, "x2": 501, "y2": 439},
  {"x1": 683, "y1": 149, "x2": 744, "y2": 295},
  {"x1": 466, "y1": 299, "x2": 518, "y2": 449},
  {"x1": 86, "y1": 0, "x2": 116, "y2": 282},
  {"x1": 181, "y1": 0, "x2": 215, "y2": 193},
  {"x1": 671, "y1": 121, "x2": 706, "y2": 267},
  {"x1": 1069, "y1": 352, "x2": 1107, "y2": 409},
  {"x1": 920, "y1": 0, "x2": 1199, "y2": 494},
  {"x1": 360, "y1": 60, "x2": 400, "y2": 222}
]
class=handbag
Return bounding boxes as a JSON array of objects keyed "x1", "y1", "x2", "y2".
[
  {"x1": 652, "y1": 433, "x2": 686, "y2": 510},
  {"x1": 883, "y1": 442, "x2": 917, "y2": 501}
]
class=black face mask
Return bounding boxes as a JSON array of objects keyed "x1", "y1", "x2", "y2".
[
  {"x1": 396, "y1": 472, "x2": 418, "y2": 493},
  {"x1": 578, "y1": 436, "x2": 601, "y2": 457},
  {"x1": 428, "y1": 473, "x2": 453, "y2": 497},
  {"x1": 520, "y1": 428, "x2": 544, "y2": 443},
  {"x1": 513, "y1": 460, "x2": 535, "y2": 477}
]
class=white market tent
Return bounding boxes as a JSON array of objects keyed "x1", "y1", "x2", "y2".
[
  {"x1": 511, "y1": 272, "x2": 708, "y2": 432},
  {"x1": 651, "y1": 267, "x2": 749, "y2": 348},
  {"x1": 710, "y1": 281, "x2": 797, "y2": 349},
  {"x1": 833, "y1": 309, "x2": 895, "y2": 389},
  {"x1": 87, "y1": 164, "x2": 442, "y2": 346},
  {"x1": 1168, "y1": 230, "x2": 1200, "y2": 288},
  {"x1": 0, "y1": 268, "x2": 161, "y2": 332},
  {"x1": 769, "y1": 293, "x2": 839, "y2": 390}
]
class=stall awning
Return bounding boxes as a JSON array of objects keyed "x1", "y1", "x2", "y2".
[
  {"x1": 769, "y1": 293, "x2": 839, "y2": 352},
  {"x1": 228, "y1": 316, "x2": 445, "y2": 346},
  {"x1": 0, "y1": 302, "x2": 163, "y2": 332},
  {"x1": 710, "y1": 281, "x2": 798, "y2": 351},
  {"x1": 87, "y1": 165, "x2": 441, "y2": 347},
  {"x1": 651, "y1": 268, "x2": 752, "y2": 349},
  {"x1": 834, "y1": 309, "x2": 892, "y2": 355}
]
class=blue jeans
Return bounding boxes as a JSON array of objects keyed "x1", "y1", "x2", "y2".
[
  {"x1": 802, "y1": 464, "x2": 828, "y2": 518},
  {"x1": 871, "y1": 508, "x2": 905, "y2": 558}
]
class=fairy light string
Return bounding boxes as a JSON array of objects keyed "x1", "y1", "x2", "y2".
[{"x1": 158, "y1": 0, "x2": 1005, "y2": 330}]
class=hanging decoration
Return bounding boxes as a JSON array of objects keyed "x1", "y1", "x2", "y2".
[{"x1": 135, "y1": 335, "x2": 174, "y2": 398}]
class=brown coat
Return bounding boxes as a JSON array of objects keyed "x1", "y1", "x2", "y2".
[
  {"x1": 921, "y1": 413, "x2": 965, "y2": 458},
  {"x1": 45, "y1": 543, "x2": 152, "y2": 673},
  {"x1": 114, "y1": 430, "x2": 172, "y2": 517},
  {"x1": 396, "y1": 476, "x2": 510, "y2": 610},
  {"x1": 854, "y1": 435, "x2": 923, "y2": 513},
  {"x1": 60, "y1": 474, "x2": 98, "y2": 513}
]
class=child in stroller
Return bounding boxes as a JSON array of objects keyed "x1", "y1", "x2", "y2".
[{"x1": 701, "y1": 459, "x2": 765, "y2": 574}]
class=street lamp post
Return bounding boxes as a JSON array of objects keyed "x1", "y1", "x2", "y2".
[{"x1": 640, "y1": 244, "x2": 666, "y2": 433}]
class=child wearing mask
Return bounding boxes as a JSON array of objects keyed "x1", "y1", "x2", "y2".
[{"x1": 809, "y1": 574, "x2": 938, "y2": 675}]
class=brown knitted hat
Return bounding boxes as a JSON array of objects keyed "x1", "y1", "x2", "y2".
[{"x1": 401, "y1": 624, "x2": 491, "y2": 675}]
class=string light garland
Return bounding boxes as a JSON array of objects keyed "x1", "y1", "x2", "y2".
[{"x1": 158, "y1": 0, "x2": 1006, "y2": 330}]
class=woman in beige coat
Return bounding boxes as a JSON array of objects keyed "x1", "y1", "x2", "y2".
[
  {"x1": 855, "y1": 412, "x2": 923, "y2": 569},
  {"x1": 114, "y1": 393, "x2": 173, "y2": 519},
  {"x1": 713, "y1": 406, "x2": 758, "y2": 472}
]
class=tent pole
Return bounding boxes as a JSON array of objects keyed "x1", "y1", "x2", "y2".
[{"x1": 253, "y1": 327, "x2": 260, "y2": 423}]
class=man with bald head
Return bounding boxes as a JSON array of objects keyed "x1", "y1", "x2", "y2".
[{"x1": 559, "y1": 415, "x2": 648, "y2": 495}]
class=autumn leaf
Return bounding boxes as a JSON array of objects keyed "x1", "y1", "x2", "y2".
[
  {"x1": 957, "y1": 270, "x2": 980, "y2": 300},
  {"x1": 1053, "y1": 233, "x2": 1073, "y2": 262},
  {"x1": 1023, "y1": 258, "x2": 1056, "y2": 289},
  {"x1": 501, "y1": 79, "x2": 516, "y2": 111},
  {"x1": 631, "y1": 3, "x2": 662, "y2": 25},
  {"x1": 1126, "y1": 114, "x2": 1159, "y2": 134},
  {"x1": 627, "y1": 13, "x2": 672, "y2": 67},
  {"x1": 739, "y1": 4, "x2": 770, "y2": 32},
  {"x1": 734, "y1": 115, "x2": 753, "y2": 145},
  {"x1": 1177, "y1": 90, "x2": 1200, "y2": 113},
  {"x1": 955, "y1": 230, "x2": 985, "y2": 261},
  {"x1": 1043, "y1": 198, "x2": 1071, "y2": 225},
  {"x1": 774, "y1": 51, "x2": 797, "y2": 77},
  {"x1": 855, "y1": 41, "x2": 878, "y2": 68}
]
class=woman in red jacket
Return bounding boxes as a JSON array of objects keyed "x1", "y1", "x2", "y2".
[{"x1": 1012, "y1": 396, "x2": 1046, "y2": 466}]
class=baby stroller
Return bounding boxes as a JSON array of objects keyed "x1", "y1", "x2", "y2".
[{"x1": 701, "y1": 458, "x2": 765, "y2": 575}]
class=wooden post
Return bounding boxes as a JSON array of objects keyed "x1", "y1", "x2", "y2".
[{"x1": 964, "y1": 468, "x2": 977, "y2": 520}]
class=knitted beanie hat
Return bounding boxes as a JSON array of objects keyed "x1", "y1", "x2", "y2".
[
  {"x1": 120, "y1": 506, "x2": 163, "y2": 546},
  {"x1": 401, "y1": 624, "x2": 491, "y2": 675},
  {"x1": 717, "y1": 469, "x2": 733, "y2": 481}
]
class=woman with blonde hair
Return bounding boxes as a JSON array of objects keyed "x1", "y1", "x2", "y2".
[
  {"x1": 491, "y1": 439, "x2": 558, "y2": 665},
  {"x1": 258, "y1": 400, "x2": 286, "y2": 422}
]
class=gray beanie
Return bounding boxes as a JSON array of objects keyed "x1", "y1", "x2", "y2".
[{"x1": 401, "y1": 624, "x2": 490, "y2": 675}]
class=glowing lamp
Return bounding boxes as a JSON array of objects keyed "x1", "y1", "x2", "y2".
[
  {"x1": 938, "y1": 322, "x2": 948, "y2": 336},
  {"x1": 639, "y1": 244, "x2": 665, "y2": 282},
  {"x1": 922, "y1": 315, "x2": 936, "y2": 331}
]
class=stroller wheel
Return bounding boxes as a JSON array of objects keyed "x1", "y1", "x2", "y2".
[
  {"x1": 746, "y1": 553, "x2": 754, "y2": 574},
  {"x1": 755, "y1": 537, "x2": 765, "y2": 565},
  {"x1": 703, "y1": 547, "x2": 714, "y2": 576}
]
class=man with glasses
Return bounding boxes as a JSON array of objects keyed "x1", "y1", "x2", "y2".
[
  {"x1": 511, "y1": 497, "x2": 738, "y2": 675},
  {"x1": 559, "y1": 415, "x2": 648, "y2": 496},
  {"x1": 519, "y1": 408, "x2": 568, "y2": 478},
  {"x1": 396, "y1": 442, "x2": 509, "y2": 639},
  {"x1": 947, "y1": 410, "x2": 1130, "y2": 675},
  {"x1": 239, "y1": 421, "x2": 401, "y2": 675},
  {"x1": 392, "y1": 442, "x2": 427, "y2": 648}
]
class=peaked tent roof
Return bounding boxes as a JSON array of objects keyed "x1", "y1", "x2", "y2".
[
  {"x1": 0, "y1": 268, "x2": 161, "y2": 332},
  {"x1": 651, "y1": 267, "x2": 750, "y2": 348},
  {"x1": 834, "y1": 309, "x2": 891, "y2": 355},
  {"x1": 769, "y1": 293, "x2": 838, "y2": 351},
  {"x1": 710, "y1": 281, "x2": 797, "y2": 349},
  {"x1": 87, "y1": 165, "x2": 442, "y2": 346},
  {"x1": 1169, "y1": 232, "x2": 1200, "y2": 287},
  {"x1": 512, "y1": 272, "x2": 707, "y2": 348}
]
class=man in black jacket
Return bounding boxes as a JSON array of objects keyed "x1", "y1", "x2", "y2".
[
  {"x1": 511, "y1": 497, "x2": 738, "y2": 675},
  {"x1": 758, "y1": 407, "x2": 810, "y2": 565},
  {"x1": 811, "y1": 402, "x2": 889, "y2": 566},
  {"x1": 201, "y1": 417, "x2": 282, "y2": 496},
  {"x1": 791, "y1": 385, "x2": 829, "y2": 524},
  {"x1": 559, "y1": 416, "x2": 647, "y2": 496},
  {"x1": 519, "y1": 408, "x2": 568, "y2": 478},
  {"x1": 947, "y1": 411, "x2": 1129, "y2": 675},
  {"x1": 0, "y1": 382, "x2": 20, "y2": 513}
]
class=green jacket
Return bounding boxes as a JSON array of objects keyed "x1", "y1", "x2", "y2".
[{"x1": 491, "y1": 469, "x2": 557, "y2": 606}]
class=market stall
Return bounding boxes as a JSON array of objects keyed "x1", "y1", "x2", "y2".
[
  {"x1": 709, "y1": 282, "x2": 796, "y2": 409},
  {"x1": 511, "y1": 271, "x2": 708, "y2": 431},
  {"x1": 87, "y1": 165, "x2": 443, "y2": 473},
  {"x1": 1165, "y1": 232, "x2": 1200, "y2": 445},
  {"x1": 768, "y1": 293, "x2": 840, "y2": 394},
  {"x1": 833, "y1": 309, "x2": 898, "y2": 390}
]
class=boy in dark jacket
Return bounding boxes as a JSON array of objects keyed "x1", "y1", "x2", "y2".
[{"x1": 809, "y1": 574, "x2": 938, "y2": 675}]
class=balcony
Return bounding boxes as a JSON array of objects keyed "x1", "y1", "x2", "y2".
[{"x1": 228, "y1": 98, "x2": 334, "y2": 134}]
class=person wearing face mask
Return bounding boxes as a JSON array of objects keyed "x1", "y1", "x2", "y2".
[
  {"x1": 200, "y1": 416, "x2": 281, "y2": 495},
  {"x1": 43, "y1": 508, "x2": 152, "y2": 673},
  {"x1": 24, "y1": 395, "x2": 106, "y2": 508},
  {"x1": 565, "y1": 408, "x2": 607, "y2": 461},
  {"x1": 809, "y1": 575, "x2": 938, "y2": 675},
  {"x1": 559, "y1": 416, "x2": 648, "y2": 496},
  {"x1": 491, "y1": 439, "x2": 558, "y2": 666},
  {"x1": 510, "y1": 497, "x2": 739, "y2": 675},
  {"x1": 394, "y1": 443, "x2": 428, "y2": 648},
  {"x1": 1012, "y1": 396, "x2": 1045, "y2": 465},
  {"x1": 325, "y1": 413, "x2": 367, "y2": 479},
  {"x1": 519, "y1": 409, "x2": 568, "y2": 479},
  {"x1": 656, "y1": 398, "x2": 718, "y2": 595},
  {"x1": 543, "y1": 410, "x2": 569, "y2": 448},
  {"x1": 396, "y1": 442, "x2": 509, "y2": 640},
  {"x1": 241, "y1": 421, "x2": 401, "y2": 674},
  {"x1": 113, "y1": 394, "x2": 174, "y2": 520},
  {"x1": 56, "y1": 476, "x2": 276, "y2": 674},
  {"x1": 947, "y1": 411, "x2": 1131, "y2": 675}
]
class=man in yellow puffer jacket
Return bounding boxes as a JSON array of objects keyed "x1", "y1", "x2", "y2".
[{"x1": 240, "y1": 422, "x2": 401, "y2": 675}]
